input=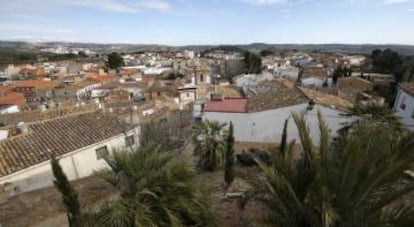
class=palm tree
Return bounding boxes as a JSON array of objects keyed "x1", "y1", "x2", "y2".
[
  {"x1": 224, "y1": 121, "x2": 235, "y2": 185},
  {"x1": 241, "y1": 111, "x2": 414, "y2": 227},
  {"x1": 193, "y1": 120, "x2": 227, "y2": 171},
  {"x1": 84, "y1": 147, "x2": 214, "y2": 227},
  {"x1": 339, "y1": 103, "x2": 406, "y2": 134}
]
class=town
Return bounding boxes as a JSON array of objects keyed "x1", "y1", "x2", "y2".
[{"x1": 0, "y1": 44, "x2": 413, "y2": 226}]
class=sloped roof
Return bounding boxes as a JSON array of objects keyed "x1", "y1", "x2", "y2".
[
  {"x1": 248, "y1": 87, "x2": 308, "y2": 112},
  {"x1": 398, "y1": 83, "x2": 414, "y2": 96},
  {"x1": 298, "y1": 87, "x2": 353, "y2": 111},
  {"x1": 0, "y1": 105, "x2": 99, "y2": 126},
  {"x1": 13, "y1": 80, "x2": 58, "y2": 89},
  {"x1": 0, "y1": 112, "x2": 130, "y2": 177},
  {"x1": 0, "y1": 92, "x2": 25, "y2": 107}
]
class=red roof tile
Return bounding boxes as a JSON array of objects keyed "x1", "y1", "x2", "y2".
[
  {"x1": 13, "y1": 80, "x2": 58, "y2": 89},
  {"x1": 204, "y1": 98, "x2": 248, "y2": 113},
  {"x1": 0, "y1": 92, "x2": 25, "y2": 107}
]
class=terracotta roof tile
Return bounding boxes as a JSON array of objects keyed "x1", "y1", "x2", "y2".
[
  {"x1": 248, "y1": 87, "x2": 308, "y2": 112},
  {"x1": 399, "y1": 83, "x2": 414, "y2": 96},
  {"x1": 0, "y1": 112, "x2": 131, "y2": 177},
  {"x1": 13, "y1": 80, "x2": 58, "y2": 89}
]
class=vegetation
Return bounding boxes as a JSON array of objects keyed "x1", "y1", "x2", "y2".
[
  {"x1": 332, "y1": 66, "x2": 352, "y2": 84},
  {"x1": 51, "y1": 156, "x2": 82, "y2": 227},
  {"x1": 139, "y1": 119, "x2": 188, "y2": 152},
  {"x1": 341, "y1": 102, "x2": 405, "y2": 132},
  {"x1": 371, "y1": 49, "x2": 403, "y2": 75},
  {"x1": 241, "y1": 111, "x2": 414, "y2": 226},
  {"x1": 166, "y1": 73, "x2": 185, "y2": 80},
  {"x1": 242, "y1": 51, "x2": 262, "y2": 74},
  {"x1": 193, "y1": 120, "x2": 227, "y2": 171},
  {"x1": 107, "y1": 52, "x2": 124, "y2": 70},
  {"x1": 224, "y1": 122, "x2": 235, "y2": 185},
  {"x1": 259, "y1": 49, "x2": 274, "y2": 57},
  {"x1": 85, "y1": 147, "x2": 213, "y2": 227}
]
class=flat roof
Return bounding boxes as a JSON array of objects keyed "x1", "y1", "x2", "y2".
[{"x1": 203, "y1": 98, "x2": 247, "y2": 113}]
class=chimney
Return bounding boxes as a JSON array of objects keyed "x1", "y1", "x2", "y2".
[
  {"x1": 17, "y1": 122, "x2": 28, "y2": 134},
  {"x1": 38, "y1": 104, "x2": 47, "y2": 112}
]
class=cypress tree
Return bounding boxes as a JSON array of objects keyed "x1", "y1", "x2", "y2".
[
  {"x1": 224, "y1": 122, "x2": 235, "y2": 185},
  {"x1": 51, "y1": 156, "x2": 82, "y2": 227}
]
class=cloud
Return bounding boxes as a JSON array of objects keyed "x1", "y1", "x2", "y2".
[
  {"x1": 242, "y1": 0, "x2": 290, "y2": 5},
  {"x1": 0, "y1": 0, "x2": 171, "y2": 14},
  {"x1": 70, "y1": 0, "x2": 138, "y2": 13},
  {"x1": 138, "y1": 0, "x2": 170, "y2": 11},
  {"x1": 383, "y1": 0, "x2": 411, "y2": 5}
]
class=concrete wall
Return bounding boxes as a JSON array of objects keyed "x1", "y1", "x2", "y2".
[
  {"x1": 394, "y1": 88, "x2": 414, "y2": 131},
  {"x1": 0, "y1": 128, "x2": 140, "y2": 196},
  {"x1": 202, "y1": 104, "x2": 352, "y2": 143},
  {"x1": 179, "y1": 91, "x2": 196, "y2": 106}
]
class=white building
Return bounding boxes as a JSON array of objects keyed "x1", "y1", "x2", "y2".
[
  {"x1": 178, "y1": 84, "x2": 197, "y2": 107},
  {"x1": 0, "y1": 112, "x2": 140, "y2": 197},
  {"x1": 202, "y1": 86, "x2": 353, "y2": 143},
  {"x1": 393, "y1": 83, "x2": 414, "y2": 131}
]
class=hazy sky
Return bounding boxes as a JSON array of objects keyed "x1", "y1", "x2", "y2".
[{"x1": 0, "y1": 0, "x2": 413, "y2": 45}]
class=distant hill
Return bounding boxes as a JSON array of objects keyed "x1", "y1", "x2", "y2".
[{"x1": 1, "y1": 41, "x2": 414, "y2": 56}]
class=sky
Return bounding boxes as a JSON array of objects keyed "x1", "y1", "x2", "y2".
[{"x1": 0, "y1": 0, "x2": 413, "y2": 45}]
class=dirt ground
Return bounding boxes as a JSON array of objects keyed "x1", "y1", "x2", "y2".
[{"x1": 0, "y1": 177, "x2": 116, "y2": 227}]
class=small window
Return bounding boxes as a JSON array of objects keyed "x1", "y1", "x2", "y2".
[
  {"x1": 400, "y1": 96, "x2": 406, "y2": 110},
  {"x1": 96, "y1": 146, "x2": 109, "y2": 160},
  {"x1": 125, "y1": 135, "x2": 135, "y2": 147},
  {"x1": 186, "y1": 93, "x2": 190, "y2": 97}
]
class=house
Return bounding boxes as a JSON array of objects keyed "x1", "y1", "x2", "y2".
[
  {"x1": 351, "y1": 72, "x2": 394, "y2": 84},
  {"x1": 393, "y1": 83, "x2": 414, "y2": 131},
  {"x1": 337, "y1": 76, "x2": 373, "y2": 102},
  {"x1": 0, "y1": 111, "x2": 140, "y2": 197},
  {"x1": 0, "y1": 85, "x2": 25, "y2": 109},
  {"x1": 300, "y1": 66, "x2": 331, "y2": 88},
  {"x1": 202, "y1": 85, "x2": 353, "y2": 143},
  {"x1": 178, "y1": 84, "x2": 197, "y2": 107},
  {"x1": 95, "y1": 80, "x2": 146, "y2": 101},
  {"x1": 55, "y1": 81, "x2": 101, "y2": 101},
  {"x1": 13, "y1": 80, "x2": 59, "y2": 104}
]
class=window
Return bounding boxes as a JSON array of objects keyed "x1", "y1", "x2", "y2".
[
  {"x1": 125, "y1": 135, "x2": 135, "y2": 147},
  {"x1": 96, "y1": 146, "x2": 108, "y2": 160},
  {"x1": 400, "y1": 96, "x2": 406, "y2": 110},
  {"x1": 186, "y1": 93, "x2": 190, "y2": 98}
]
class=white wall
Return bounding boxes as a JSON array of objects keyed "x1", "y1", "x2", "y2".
[
  {"x1": 0, "y1": 128, "x2": 140, "y2": 196},
  {"x1": 0, "y1": 105, "x2": 20, "y2": 115},
  {"x1": 393, "y1": 88, "x2": 414, "y2": 131},
  {"x1": 202, "y1": 104, "x2": 352, "y2": 143},
  {"x1": 179, "y1": 91, "x2": 196, "y2": 106}
]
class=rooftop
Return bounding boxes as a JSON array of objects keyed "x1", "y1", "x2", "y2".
[
  {"x1": 13, "y1": 80, "x2": 58, "y2": 89},
  {"x1": 204, "y1": 98, "x2": 248, "y2": 113},
  {"x1": 0, "y1": 112, "x2": 131, "y2": 177},
  {"x1": 0, "y1": 92, "x2": 25, "y2": 107},
  {"x1": 0, "y1": 105, "x2": 98, "y2": 126},
  {"x1": 248, "y1": 87, "x2": 308, "y2": 112},
  {"x1": 298, "y1": 86, "x2": 353, "y2": 111},
  {"x1": 399, "y1": 83, "x2": 414, "y2": 96}
]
